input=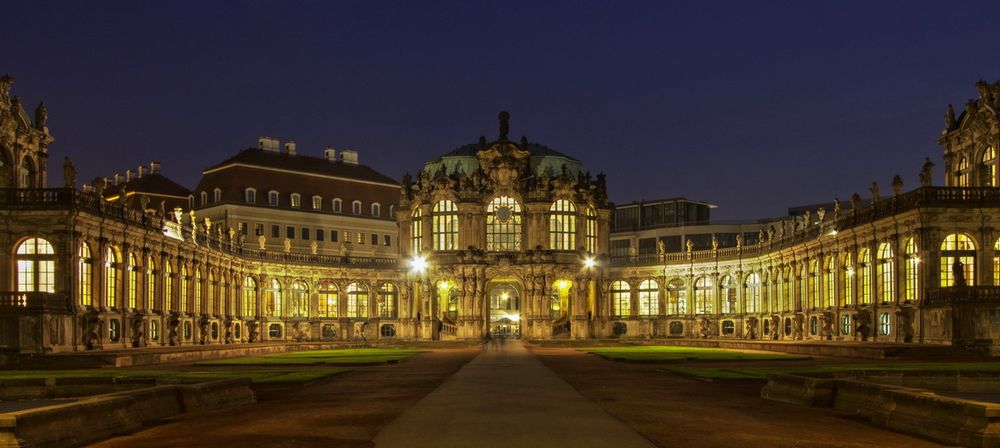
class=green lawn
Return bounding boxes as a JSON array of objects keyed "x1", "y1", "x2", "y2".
[
  {"x1": 194, "y1": 348, "x2": 425, "y2": 366},
  {"x1": 0, "y1": 368, "x2": 350, "y2": 384},
  {"x1": 582, "y1": 346, "x2": 811, "y2": 363},
  {"x1": 662, "y1": 362, "x2": 1000, "y2": 381}
]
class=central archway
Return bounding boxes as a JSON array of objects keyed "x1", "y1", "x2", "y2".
[{"x1": 488, "y1": 281, "x2": 520, "y2": 338}]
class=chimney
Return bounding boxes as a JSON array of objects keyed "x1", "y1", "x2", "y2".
[
  {"x1": 137, "y1": 165, "x2": 146, "y2": 178},
  {"x1": 149, "y1": 161, "x2": 161, "y2": 174},
  {"x1": 113, "y1": 172, "x2": 122, "y2": 185},
  {"x1": 340, "y1": 149, "x2": 358, "y2": 165},
  {"x1": 125, "y1": 169, "x2": 133, "y2": 182},
  {"x1": 258, "y1": 136, "x2": 280, "y2": 152},
  {"x1": 324, "y1": 146, "x2": 336, "y2": 161},
  {"x1": 284, "y1": 140, "x2": 296, "y2": 155}
]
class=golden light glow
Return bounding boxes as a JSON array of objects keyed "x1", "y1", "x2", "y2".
[
  {"x1": 583, "y1": 257, "x2": 596, "y2": 268},
  {"x1": 499, "y1": 292, "x2": 510, "y2": 301},
  {"x1": 846, "y1": 267, "x2": 855, "y2": 277},
  {"x1": 438, "y1": 280, "x2": 455, "y2": 291},
  {"x1": 556, "y1": 279, "x2": 570, "y2": 292},
  {"x1": 408, "y1": 255, "x2": 428, "y2": 274}
]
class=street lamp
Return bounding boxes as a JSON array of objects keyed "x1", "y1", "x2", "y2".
[
  {"x1": 408, "y1": 255, "x2": 428, "y2": 275},
  {"x1": 583, "y1": 256, "x2": 597, "y2": 269}
]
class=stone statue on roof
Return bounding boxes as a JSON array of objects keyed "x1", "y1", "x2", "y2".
[
  {"x1": 34, "y1": 101, "x2": 47, "y2": 131},
  {"x1": 920, "y1": 157, "x2": 934, "y2": 187},
  {"x1": 945, "y1": 104, "x2": 956, "y2": 129},
  {"x1": 0, "y1": 74, "x2": 12, "y2": 107},
  {"x1": 892, "y1": 175, "x2": 903, "y2": 196},
  {"x1": 63, "y1": 156, "x2": 76, "y2": 188},
  {"x1": 870, "y1": 182, "x2": 880, "y2": 203}
]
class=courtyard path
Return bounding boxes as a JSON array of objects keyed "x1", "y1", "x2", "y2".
[{"x1": 373, "y1": 339, "x2": 656, "y2": 448}]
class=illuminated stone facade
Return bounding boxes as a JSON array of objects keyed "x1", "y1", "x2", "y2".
[{"x1": 2, "y1": 79, "x2": 1000, "y2": 356}]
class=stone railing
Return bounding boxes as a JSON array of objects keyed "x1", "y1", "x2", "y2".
[
  {"x1": 440, "y1": 322, "x2": 457, "y2": 336},
  {"x1": 0, "y1": 188, "x2": 162, "y2": 228},
  {"x1": 611, "y1": 186, "x2": 1000, "y2": 267},
  {"x1": 924, "y1": 286, "x2": 1000, "y2": 307},
  {"x1": 0, "y1": 291, "x2": 73, "y2": 312}
]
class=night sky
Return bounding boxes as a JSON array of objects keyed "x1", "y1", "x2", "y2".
[{"x1": 5, "y1": 1, "x2": 1000, "y2": 220}]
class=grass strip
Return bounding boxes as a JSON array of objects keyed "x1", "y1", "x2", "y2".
[{"x1": 582, "y1": 346, "x2": 810, "y2": 362}]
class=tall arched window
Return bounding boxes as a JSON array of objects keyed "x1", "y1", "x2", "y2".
[
  {"x1": 720, "y1": 275, "x2": 736, "y2": 314},
  {"x1": 667, "y1": 279, "x2": 686, "y2": 314},
  {"x1": 877, "y1": 243, "x2": 894, "y2": 304},
  {"x1": 145, "y1": 255, "x2": 155, "y2": 311},
  {"x1": 824, "y1": 256, "x2": 835, "y2": 308},
  {"x1": 585, "y1": 207, "x2": 597, "y2": 254},
  {"x1": 859, "y1": 249, "x2": 872, "y2": 305},
  {"x1": 982, "y1": 147, "x2": 997, "y2": 186},
  {"x1": 19, "y1": 157, "x2": 36, "y2": 188},
  {"x1": 904, "y1": 238, "x2": 919, "y2": 301},
  {"x1": 549, "y1": 200, "x2": 576, "y2": 251},
  {"x1": 610, "y1": 280, "x2": 631, "y2": 317},
  {"x1": 745, "y1": 273, "x2": 761, "y2": 313},
  {"x1": 332, "y1": 198, "x2": 342, "y2": 213},
  {"x1": 378, "y1": 283, "x2": 398, "y2": 318},
  {"x1": 241, "y1": 277, "x2": 257, "y2": 318},
  {"x1": 105, "y1": 247, "x2": 119, "y2": 308},
  {"x1": 265, "y1": 279, "x2": 281, "y2": 317},
  {"x1": 164, "y1": 263, "x2": 174, "y2": 313},
  {"x1": 695, "y1": 276, "x2": 714, "y2": 314},
  {"x1": 79, "y1": 243, "x2": 93, "y2": 307},
  {"x1": 371, "y1": 203, "x2": 381, "y2": 217},
  {"x1": 220, "y1": 275, "x2": 228, "y2": 315},
  {"x1": 319, "y1": 282, "x2": 338, "y2": 318},
  {"x1": 411, "y1": 208, "x2": 423, "y2": 254},
  {"x1": 809, "y1": 260, "x2": 820, "y2": 309},
  {"x1": 347, "y1": 282, "x2": 368, "y2": 318},
  {"x1": 16, "y1": 238, "x2": 55, "y2": 293},
  {"x1": 432, "y1": 200, "x2": 459, "y2": 251},
  {"x1": 637, "y1": 279, "x2": 659, "y2": 316},
  {"x1": 487, "y1": 196, "x2": 522, "y2": 251},
  {"x1": 843, "y1": 253, "x2": 854, "y2": 307},
  {"x1": 956, "y1": 156, "x2": 971, "y2": 187},
  {"x1": 940, "y1": 233, "x2": 976, "y2": 286},
  {"x1": 127, "y1": 253, "x2": 138, "y2": 310},
  {"x1": 781, "y1": 268, "x2": 791, "y2": 311},
  {"x1": 179, "y1": 265, "x2": 189, "y2": 313},
  {"x1": 207, "y1": 273, "x2": 216, "y2": 315},
  {"x1": 288, "y1": 281, "x2": 309, "y2": 317},
  {"x1": 194, "y1": 270, "x2": 203, "y2": 314}
]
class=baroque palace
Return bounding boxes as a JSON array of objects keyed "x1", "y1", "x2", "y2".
[{"x1": 2, "y1": 76, "x2": 1000, "y2": 357}]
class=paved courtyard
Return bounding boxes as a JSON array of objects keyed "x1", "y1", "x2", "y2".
[{"x1": 88, "y1": 342, "x2": 944, "y2": 448}]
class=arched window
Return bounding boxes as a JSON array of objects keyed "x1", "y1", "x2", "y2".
[
  {"x1": 268, "y1": 190, "x2": 279, "y2": 206},
  {"x1": 145, "y1": 255, "x2": 155, "y2": 311},
  {"x1": 859, "y1": 249, "x2": 872, "y2": 305},
  {"x1": 982, "y1": 147, "x2": 997, "y2": 186},
  {"x1": 332, "y1": 198, "x2": 342, "y2": 213},
  {"x1": 164, "y1": 262, "x2": 174, "y2": 313},
  {"x1": 244, "y1": 188, "x2": 256, "y2": 204},
  {"x1": 610, "y1": 280, "x2": 631, "y2": 317},
  {"x1": 720, "y1": 275, "x2": 736, "y2": 314},
  {"x1": 347, "y1": 282, "x2": 368, "y2": 318},
  {"x1": 824, "y1": 257, "x2": 835, "y2": 308},
  {"x1": 956, "y1": 156, "x2": 971, "y2": 187},
  {"x1": 378, "y1": 283, "x2": 398, "y2": 318},
  {"x1": 264, "y1": 279, "x2": 281, "y2": 317},
  {"x1": 213, "y1": 188, "x2": 222, "y2": 203},
  {"x1": 637, "y1": 279, "x2": 659, "y2": 316},
  {"x1": 290, "y1": 193, "x2": 301, "y2": 208},
  {"x1": 411, "y1": 208, "x2": 423, "y2": 254},
  {"x1": 19, "y1": 157, "x2": 36, "y2": 188},
  {"x1": 241, "y1": 277, "x2": 257, "y2": 318},
  {"x1": 288, "y1": 281, "x2": 309, "y2": 317},
  {"x1": 904, "y1": 238, "x2": 919, "y2": 301},
  {"x1": 371, "y1": 203, "x2": 381, "y2": 217},
  {"x1": 194, "y1": 269, "x2": 202, "y2": 314},
  {"x1": 695, "y1": 276, "x2": 714, "y2": 314},
  {"x1": 207, "y1": 272, "x2": 216, "y2": 315},
  {"x1": 432, "y1": 200, "x2": 459, "y2": 251},
  {"x1": 200, "y1": 191, "x2": 208, "y2": 206},
  {"x1": 127, "y1": 253, "x2": 138, "y2": 310},
  {"x1": 809, "y1": 259, "x2": 820, "y2": 309},
  {"x1": 16, "y1": 238, "x2": 55, "y2": 293},
  {"x1": 744, "y1": 273, "x2": 761, "y2": 313},
  {"x1": 318, "y1": 282, "x2": 338, "y2": 318},
  {"x1": 667, "y1": 279, "x2": 687, "y2": 314},
  {"x1": 79, "y1": 243, "x2": 93, "y2": 307},
  {"x1": 352, "y1": 200, "x2": 362, "y2": 215},
  {"x1": 799, "y1": 265, "x2": 808, "y2": 311},
  {"x1": 105, "y1": 247, "x2": 119, "y2": 308},
  {"x1": 781, "y1": 268, "x2": 791, "y2": 311},
  {"x1": 312, "y1": 195, "x2": 322, "y2": 210},
  {"x1": 843, "y1": 253, "x2": 854, "y2": 307},
  {"x1": 220, "y1": 275, "x2": 228, "y2": 315},
  {"x1": 486, "y1": 196, "x2": 522, "y2": 251},
  {"x1": 877, "y1": 243, "x2": 894, "y2": 304},
  {"x1": 549, "y1": 200, "x2": 576, "y2": 251},
  {"x1": 585, "y1": 206, "x2": 597, "y2": 254},
  {"x1": 941, "y1": 234, "x2": 976, "y2": 286}
]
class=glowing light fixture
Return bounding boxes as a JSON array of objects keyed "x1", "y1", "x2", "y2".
[
  {"x1": 408, "y1": 255, "x2": 428, "y2": 274},
  {"x1": 556, "y1": 279, "x2": 570, "y2": 292},
  {"x1": 583, "y1": 257, "x2": 596, "y2": 269}
]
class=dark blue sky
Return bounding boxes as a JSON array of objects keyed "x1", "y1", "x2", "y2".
[{"x1": 5, "y1": 1, "x2": 1000, "y2": 219}]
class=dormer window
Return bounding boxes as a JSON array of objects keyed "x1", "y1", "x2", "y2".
[
  {"x1": 371, "y1": 203, "x2": 381, "y2": 217},
  {"x1": 268, "y1": 191, "x2": 279, "y2": 206},
  {"x1": 187, "y1": 195, "x2": 194, "y2": 209},
  {"x1": 352, "y1": 200, "x2": 362, "y2": 215},
  {"x1": 213, "y1": 188, "x2": 222, "y2": 203},
  {"x1": 200, "y1": 192, "x2": 208, "y2": 206},
  {"x1": 290, "y1": 193, "x2": 301, "y2": 208},
  {"x1": 312, "y1": 195, "x2": 322, "y2": 210},
  {"x1": 333, "y1": 198, "x2": 342, "y2": 213},
  {"x1": 245, "y1": 188, "x2": 256, "y2": 204}
]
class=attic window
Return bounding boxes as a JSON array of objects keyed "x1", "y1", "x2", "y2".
[
  {"x1": 245, "y1": 188, "x2": 256, "y2": 204},
  {"x1": 200, "y1": 192, "x2": 207, "y2": 206},
  {"x1": 333, "y1": 198, "x2": 342, "y2": 213},
  {"x1": 213, "y1": 188, "x2": 222, "y2": 203},
  {"x1": 371, "y1": 203, "x2": 381, "y2": 217},
  {"x1": 312, "y1": 196, "x2": 322, "y2": 210},
  {"x1": 352, "y1": 201, "x2": 362, "y2": 215},
  {"x1": 268, "y1": 191, "x2": 279, "y2": 206},
  {"x1": 291, "y1": 193, "x2": 301, "y2": 208}
]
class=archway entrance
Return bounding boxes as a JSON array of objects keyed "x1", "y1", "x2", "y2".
[{"x1": 488, "y1": 282, "x2": 520, "y2": 338}]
